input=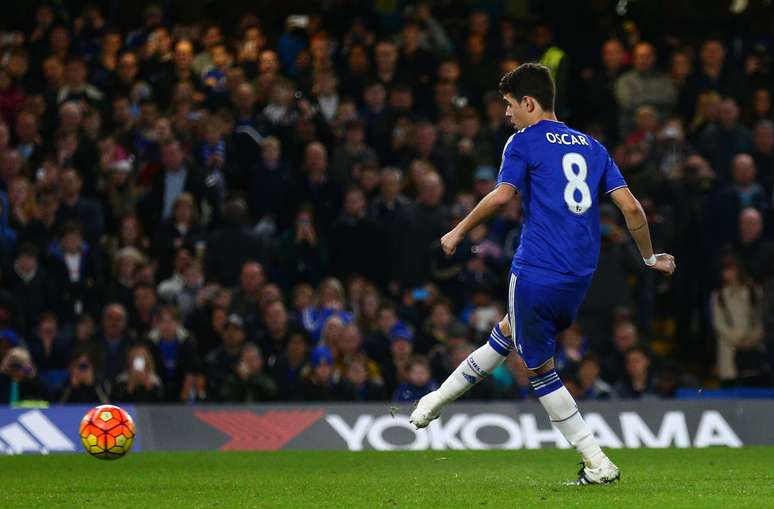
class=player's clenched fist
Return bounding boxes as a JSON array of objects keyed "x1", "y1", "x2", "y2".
[
  {"x1": 441, "y1": 230, "x2": 462, "y2": 256},
  {"x1": 650, "y1": 253, "x2": 676, "y2": 275}
]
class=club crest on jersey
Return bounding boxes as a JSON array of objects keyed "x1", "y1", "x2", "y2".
[{"x1": 545, "y1": 132, "x2": 589, "y2": 146}]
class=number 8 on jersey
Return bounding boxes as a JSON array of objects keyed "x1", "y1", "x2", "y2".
[{"x1": 562, "y1": 152, "x2": 591, "y2": 215}]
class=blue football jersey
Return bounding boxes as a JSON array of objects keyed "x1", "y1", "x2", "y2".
[{"x1": 497, "y1": 119, "x2": 627, "y2": 281}]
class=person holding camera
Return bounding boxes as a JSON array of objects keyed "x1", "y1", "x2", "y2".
[
  {"x1": 112, "y1": 344, "x2": 164, "y2": 403},
  {"x1": 219, "y1": 343, "x2": 277, "y2": 402},
  {"x1": 0, "y1": 346, "x2": 44, "y2": 405},
  {"x1": 58, "y1": 350, "x2": 108, "y2": 404}
]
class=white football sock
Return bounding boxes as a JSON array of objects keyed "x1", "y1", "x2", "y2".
[
  {"x1": 531, "y1": 371, "x2": 604, "y2": 467},
  {"x1": 433, "y1": 328, "x2": 509, "y2": 407}
]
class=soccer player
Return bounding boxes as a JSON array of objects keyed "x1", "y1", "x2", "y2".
[{"x1": 409, "y1": 63, "x2": 676, "y2": 484}]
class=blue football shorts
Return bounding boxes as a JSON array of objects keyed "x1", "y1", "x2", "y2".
[{"x1": 507, "y1": 270, "x2": 592, "y2": 370}]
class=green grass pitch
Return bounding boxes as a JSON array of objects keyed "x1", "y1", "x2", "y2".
[{"x1": 0, "y1": 448, "x2": 772, "y2": 508}]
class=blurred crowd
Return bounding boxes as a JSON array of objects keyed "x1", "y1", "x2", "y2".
[{"x1": 0, "y1": 2, "x2": 773, "y2": 406}]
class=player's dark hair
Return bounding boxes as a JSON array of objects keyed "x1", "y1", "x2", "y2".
[{"x1": 498, "y1": 63, "x2": 555, "y2": 112}]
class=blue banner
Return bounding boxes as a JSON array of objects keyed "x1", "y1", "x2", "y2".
[{"x1": 0, "y1": 405, "x2": 138, "y2": 455}]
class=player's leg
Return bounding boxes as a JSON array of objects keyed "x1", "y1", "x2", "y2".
[
  {"x1": 514, "y1": 276, "x2": 619, "y2": 484},
  {"x1": 409, "y1": 316, "x2": 513, "y2": 428}
]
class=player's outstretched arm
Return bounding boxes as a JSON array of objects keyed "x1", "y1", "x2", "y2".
[
  {"x1": 610, "y1": 187, "x2": 676, "y2": 275},
  {"x1": 441, "y1": 184, "x2": 515, "y2": 255}
]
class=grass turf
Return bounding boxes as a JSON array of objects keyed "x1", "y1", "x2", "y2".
[{"x1": 0, "y1": 447, "x2": 772, "y2": 508}]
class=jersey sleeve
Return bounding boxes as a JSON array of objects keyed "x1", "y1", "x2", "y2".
[
  {"x1": 496, "y1": 133, "x2": 529, "y2": 191},
  {"x1": 603, "y1": 151, "x2": 627, "y2": 194}
]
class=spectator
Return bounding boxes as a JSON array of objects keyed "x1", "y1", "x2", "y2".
[
  {"x1": 0, "y1": 347, "x2": 45, "y2": 404},
  {"x1": 601, "y1": 320, "x2": 641, "y2": 385},
  {"x1": 72, "y1": 313, "x2": 99, "y2": 362},
  {"x1": 289, "y1": 142, "x2": 341, "y2": 230},
  {"x1": 419, "y1": 299, "x2": 462, "y2": 354},
  {"x1": 711, "y1": 256, "x2": 767, "y2": 386},
  {"x1": 683, "y1": 40, "x2": 745, "y2": 118},
  {"x1": 229, "y1": 260, "x2": 265, "y2": 330},
  {"x1": 146, "y1": 306, "x2": 201, "y2": 401},
  {"x1": 299, "y1": 277, "x2": 351, "y2": 342},
  {"x1": 5, "y1": 243, "x2": 55, "y2": 334},
  {"x1": 58, "y1": 56, "x2": 104, "y2": 107},
  {"x1": 333, "y1": 358, "x2": 385, "y2": 401},
  {"x1": 154, "y1": 39, "x2": 204, "y2": 108},
  {"x1": 310, "y1": 68, "x2": 340, "y2": 125},
  {"x1": 654, "y1": 361, "x2": 685, "y2": 398},
  {"x1": 399, "y1": 122, "x2": 453, "y2": 186},
  {"x1": 650, "y1": 117, "x2": 694, "y2": 180},
  {"x1": 381, "y1": 321, "x2": 415, "y2": 395},
  {"x1": 329, "y1": 187, "x2": 381, "y2": 281},
  {"x1": 614, "y1": 42, "x2": 677, "y2": 134},
  {"x1": 0, "y1": 149, "x2": 23, "y2": 193},
  {"x1": 204, "y1": 198, "x2": 269, "y2": 287},
  {"x1": 696, "y1": 98, "x2": 753, "y2": 182},
  {"x1": 373, "y1": 40, "x2": 405, "y2": 89},
  {"x1": 734, "y1": 208, "x2": 774, "y2": 281},
  {"x1": 713, "y1": 154, "x2": 769, "y2": 246},
  {"x1": 555, "y1": 323, "x2": 588, "y2": 376},
  {"x1": 393, "y1": 355, "x2": 437, "y2": 402},
  {"x1": 152, "y1": 192, "x2": 204, "y2": 280},
  {"x1": 129, "y1": 282, "x2": 158, "y2": 336},
  {"x1": 458, "y1": 112, "x2": 495, "y2": 192},
  {"x1": 332, "y1": 324, "x2": 382, "y2": 385},
  {"x1": 112, "y1": 343, "x2": 164, "y2": 403},
  {"x1": 245, "y1": 136, "x2": 292, "y2": 226},
  {"x1": 361, "y1": 81, "x2": 391, "y2": 159},
  {"x1": 49, "y1": 221, "x2": 102, "y2": 323},
  {"x1": 278, "y1": 206, "x2": 328, "y2": 290},
  {"x1": 58, "y1": 351, "x2": 109, "y2": 404},
  {"x1": 671, "y1": 49, "x2": 695, "y2": 122},
  {"x1": 141, "y1": 139, "x2": 206, "y2": 231},
  {"x1": 107, "y1": 247, "x2": 146, "y2": 310},
  {"x1": 220, "y1": 343, "x2": 277, "y2": 402},
  {"x1": 390, "y1": 172, "x2": 450, "y2": 290},
  {"x1": 205, "y1": 313, "x2": 249, "y2": 399},
  {"x1": 574, "y1": 354, "x2": 613, "y2": 400},
  {"x1": 613, "y1": 347, "x2": 656, "y2": 399},
  {"x1": 398, "y1": 19, "x2": 437, "y2": 99},
  {"x1": 745, "y1": 88, "x2": 772, "y2": 127},
  {"x1": 6, "y1": 176, "x2": 36, "y2": 234},
  {"x1": 94, "y1": 303, "x2": 132, "y2": 384},
  {"x1": 157, "y1": 252, "x2": 203, "y2": 320},
  {"x1": 271, "y1": 330, "x2": 310, "y2": 400},
  {"x1": 57, "y1": 168, "x2": 104, "y2": 247},
  {"x1": 363, "y1": 303, "x2": 398, "y2": 364},
  {"x1": 14, "y1": 111, "x2": 44, "y2": 167},
  {"x1": 258, "y1": 299, "x2": 292, "y2": 365},
  {"x1": 302, "y1": 345, "x2": 336, "y2": 401},
  {"x1": 27, "y1": 313, "x2": 70, "y2": 392},
  {"x1": 369, "y1": 167, "x2": 410, "y2": 233},
  {"x1": 331, "y1": 119, "x2": 376, "y2": 185},
  {"x1": 100, "y1": 142, "x2": 138, "y2": 230},
  {"x1": 105, "y1": 213, "x2": 150, "y2": 262}
]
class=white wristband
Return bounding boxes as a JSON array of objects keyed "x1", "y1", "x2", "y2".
[{"x1": 643, "y1": 254, "x2": 657, "y2": 267}]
